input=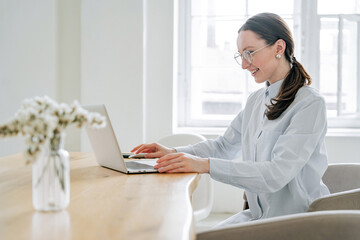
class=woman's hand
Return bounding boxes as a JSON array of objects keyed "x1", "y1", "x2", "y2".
[
  {"x1": 154, "y1": 153, "x2": 210, "y2": 173},
  {"x1": 131, "y1": 143, "x2": 176, "y2": 158}
]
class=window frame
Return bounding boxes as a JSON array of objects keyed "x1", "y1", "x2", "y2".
[{"x1": 176, "y1": 0, "x2": 360, "y2": 132}]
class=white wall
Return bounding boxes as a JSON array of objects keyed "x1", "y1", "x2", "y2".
[
  {"x1": 80, "y1": 0, "x2": 146, "y2": 152},
  {"x1": 144, "y1": 0, "x2": 175, "y2": 144},
  {"x1": 57, "y1": 0, "x2": 81, "y2": 151},
  {"x1": 0, "y1": 0, "x2": 58, "y2": 155},
  {"x1": 80, "y1": 0, "x2": 174, "y2": 152},
  {"x1": 0, "y1": 0, "x2": 175, "y2": 155},
  {"x1": 1, "y1": 0, "x2": 360, "y2": 214}
]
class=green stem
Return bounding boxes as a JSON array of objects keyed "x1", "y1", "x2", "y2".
[
  {"x1": 53, "y1": 152, "x2": 65, "y2": 192},
  {"x1": 35, "y1": 154, "x2": 51, "y2": 188},
  {"x1": 35, "y1": 151, "x2": 66, "y2": 193}
]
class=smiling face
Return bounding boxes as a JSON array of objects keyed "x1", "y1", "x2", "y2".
[{"x1": 237, "y1": 30, "x2": 289, "y2": 84}]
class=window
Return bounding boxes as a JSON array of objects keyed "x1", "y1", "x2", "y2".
[
  {"x1": 177, "y1": 0, "x2": 360, "y2": 131},
  {"x1": 316, "y1": 0, "x2": 360, "y2": 127}
]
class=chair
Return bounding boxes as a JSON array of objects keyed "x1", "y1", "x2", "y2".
[
  {"x1": 199, "y1": 163, "x2": 360, "y2": 240},
  {"x1": 242, "y1": 163, "x2": 360, "y2": 212},
  {"x1": 158, "y1": 133, "x2": 214, "y2": 221},
  {"x1": 321, "y1": 163, "x2": 360, "y2": 194},
  {"x1": 307, "y1": 163, "x2": 360, "y2": 212},
  {"x1": 197, "y1": 210, "x2": 360, "y2": 240}
]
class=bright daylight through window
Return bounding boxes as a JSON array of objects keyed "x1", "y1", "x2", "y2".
[{"x1": 176, "y1": 0, "x2": 360, "y2": 131}]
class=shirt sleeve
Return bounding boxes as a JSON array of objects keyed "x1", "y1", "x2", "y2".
[
  {"x1": 210, "y1": 97, "x2": 327, "y2": 193},
  {"x1": 174, "y1": 111, "x2": 243, "y2": 160}
]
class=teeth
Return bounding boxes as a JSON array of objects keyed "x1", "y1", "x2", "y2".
[{"x1": 251, "y1": 68, "x2": 259, "y2": 74}]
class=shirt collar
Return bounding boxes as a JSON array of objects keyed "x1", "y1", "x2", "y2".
[{"x1": 266, "y1": 79, "x2": 284, "y2": 99}]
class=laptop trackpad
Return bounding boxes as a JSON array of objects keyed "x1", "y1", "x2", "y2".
[{"x1": 125, "y1": 160, "x2": 156, "y2": 170}]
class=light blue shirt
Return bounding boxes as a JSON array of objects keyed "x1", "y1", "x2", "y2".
[{"x1": 176, "y1": 80, "x2": 330, "y2": 224}]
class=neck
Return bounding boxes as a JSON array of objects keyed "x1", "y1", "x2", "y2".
[{"x1": 268, "y1": 60, "x2": 291, "y2": 85}]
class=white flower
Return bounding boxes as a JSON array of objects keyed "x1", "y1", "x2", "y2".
[{"x1": 0, "y1": 96, "x2": 106, "y2": 164}]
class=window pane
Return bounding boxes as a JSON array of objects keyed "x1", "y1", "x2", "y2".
[
  {"x1": 248, "y1": 0, "x2": 293, "y2": 15},
  {"x1": 318, "y1": 0, "x2": 360, "y2": 14},
  {"x1": 191, "y1": 19, "x2": 242, "y2": 67},
  {"x1": 192, "y1": 0, "x2": 246, "y2": 17},
  {"x1": 319, "y1": 17, "x2": 359, "y2": 117},
  {"x1": 341, "y1": 19, "x2": 358, "y2": 115},
  {"x1": 190, "y1": 17, "x2": 248, "y2": 122},
  {"x1": 319, "y1": 18, "x2": 339, "y2": 117}
]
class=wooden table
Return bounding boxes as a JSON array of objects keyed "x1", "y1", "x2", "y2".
[{"x1": 0, "y1": 152, "x2": 199, "y2": 240}]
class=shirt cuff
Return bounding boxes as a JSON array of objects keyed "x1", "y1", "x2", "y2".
[{"x1": 174, "y1": 146, "x2": 196, "y2": 155}]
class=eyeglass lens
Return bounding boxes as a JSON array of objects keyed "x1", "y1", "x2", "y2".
[{"x1": 234, "y1": 51, "x2": 252, "y2": 65}]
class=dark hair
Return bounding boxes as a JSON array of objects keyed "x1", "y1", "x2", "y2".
[{"x1": 239, "y1": 12, "x2": 311, "y2": 120}]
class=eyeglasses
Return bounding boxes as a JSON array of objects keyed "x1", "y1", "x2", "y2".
[{"x1": 234, "y1": 43, "x2": 272, "y2": 65}]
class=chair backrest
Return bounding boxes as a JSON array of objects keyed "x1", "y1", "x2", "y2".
[
  {"x1": 322, "y1": 163, "x2": 360, "y2": 194},
  {"x1": 197, "y1": 210, "x2": 360, "y2": 240}
]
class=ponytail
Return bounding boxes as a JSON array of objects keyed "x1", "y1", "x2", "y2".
[{"x1": 265, "y1": 58, "x2": 311, "y2": 120}]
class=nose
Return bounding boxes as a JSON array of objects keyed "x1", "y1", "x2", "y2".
[{"x1": 241, "y1": 58, "x2": 251, "y2": 70}]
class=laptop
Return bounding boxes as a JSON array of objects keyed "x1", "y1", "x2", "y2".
[{"x1": 83, "y1": 104, "x2": 158, "y2": 174}]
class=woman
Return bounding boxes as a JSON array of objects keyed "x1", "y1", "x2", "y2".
[{"x1": 131, "y1": 12, "x2": 330, "y2": 226}]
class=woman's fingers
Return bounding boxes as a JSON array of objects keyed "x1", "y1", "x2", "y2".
[
  {"x1": 154, "y1": 156, "x2": 179, "y2": 169},
  {"x1": 131, "y1": 144, "x2": 154, "y2": 153},
  {"x1": 157, "y1": 153, "x2": 183, "y2": 163},
  {"x1": 155, "y1": 153, "x2": 193, "y2": 172},
  {"x1": 156, "y1": 161, "x2": 184, "y2": 173},
  {"x1": 154, "y1": 153, "x2": 209, "y2": 173},
  {"x1": 145, "y1": 152, "x2": 165, "y2": 158},
  {"x1": 130, "y1": 144, "x2": 144, "y2": 152},
  {"x1": 134, "y1": 146, "x2": 148, "y2": 154},
  {"x1": 133, "y1": 143, "x2": 157, "y2": 154},
  {"x1": 154, "y1": 156, "x2": 180, "y2": 169},
  {"x1": 133, "y1": 144, "x2": 187, "y2": 168},
  {"x1": 132, "y1": 143, "x2": 174, "y2": 157}
]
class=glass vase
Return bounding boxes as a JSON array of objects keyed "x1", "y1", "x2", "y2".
[{"x1": 32, "y1": 133, "x2": 70, "y2": 211}]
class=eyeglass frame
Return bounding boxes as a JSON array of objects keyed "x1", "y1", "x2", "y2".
[{"x1": 234, "y1": 43, "x2": 273, "y2": 65}]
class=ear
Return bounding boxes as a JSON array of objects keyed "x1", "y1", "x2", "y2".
[{"x1": 275, "y1": 39, "x2": 286, "y2": 55}]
